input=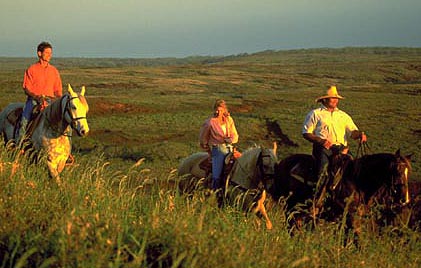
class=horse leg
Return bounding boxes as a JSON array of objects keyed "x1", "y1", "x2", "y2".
[
  {"x1": 46, "y1": 148, "x2": 67, "y2": 185},
  {"x1": 44, "y1": 137, "x2": 70, "y2": 185},
  {"x1": 342, "y1": 192, "x2": 364, "y2": 248},
  {"x1": 253, "y1": 190, "x2": 273, "y2": 230},
  {"x1": 46, "y1": 159, "x2": 62, "y2": 185},
  {"x1": 178, "y1": 175, "x2": 205, "y2": 195}
]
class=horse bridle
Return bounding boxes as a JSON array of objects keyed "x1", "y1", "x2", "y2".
[
  {"x1": 63, "y1": 95, "x2": 87, "y2": 135},
  {"x1": 44, "y1": 94, "x2": 87, "y2": 137},
  {"x1": 256, "y1": 149, "x2": 276, "y2": 190},
  {"x1": 389, "y1": 161, "x2": 410, "y2": 206}
]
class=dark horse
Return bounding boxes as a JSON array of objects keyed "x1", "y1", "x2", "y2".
[{"x1": 273, "y1": 149, "x2": 411, "y2": 233}]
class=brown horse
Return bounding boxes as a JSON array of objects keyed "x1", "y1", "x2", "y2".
[{"x1": 273, "y1": 149, "x2": 411, "y2": 233}]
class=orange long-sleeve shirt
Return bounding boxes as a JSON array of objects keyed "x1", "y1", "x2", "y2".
[{"x1": 23, "y1": 62, "x2": 62, "y2": 98}]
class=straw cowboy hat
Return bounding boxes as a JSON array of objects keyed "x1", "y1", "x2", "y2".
[{"x1": 316, "y1": 86, "x2": 344, "y2": 102}]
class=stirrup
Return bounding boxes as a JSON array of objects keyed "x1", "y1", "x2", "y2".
[{"x1": 66, "y1": 154, "x2": 75, "y2": 166}]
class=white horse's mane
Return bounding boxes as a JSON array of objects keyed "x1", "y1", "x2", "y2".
[{"x1": 240, "y1": 145, "x2": 260, "y2": 154}]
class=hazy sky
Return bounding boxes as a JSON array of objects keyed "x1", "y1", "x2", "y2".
[{"x1": 1, "y1": 0, "x2": 420, "y2": 58}]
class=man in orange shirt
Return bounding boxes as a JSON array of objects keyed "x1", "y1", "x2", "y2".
[{"x1": 17, "y1": 41, "x2": 62, "y2": 143}]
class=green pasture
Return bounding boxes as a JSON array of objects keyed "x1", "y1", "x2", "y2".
[
  {"x1": 2, "y1": 47, "x2": 419, "y2": 179},
  {"x1": 0, "y1": 47, "x2": 420, "y2": 266}
]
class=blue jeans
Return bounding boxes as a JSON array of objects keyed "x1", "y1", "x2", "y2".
[
  {"x1": 211, "y1": 144, "x2": 230, "y2": 190},
  {"x1": 22, "y1": 96, "x2": 37, "y2": 122},
  {"x1": 312, "y1": 143, "x2": 331, "y2": 179},
  {"x1": 16, "y1": 97, "x2": 37, "y2": 139}
]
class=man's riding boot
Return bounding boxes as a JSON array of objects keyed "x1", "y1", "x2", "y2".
[
  {"x1": 313, "y1": 165, "x2": 329, "y2": 215},
  {"x1": 16, "y1": 118, "x2": 28, "y2": 145}
]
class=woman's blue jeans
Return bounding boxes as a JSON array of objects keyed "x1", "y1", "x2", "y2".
[{"x1": 211, "y1": 144, "x2": 230, "y2": 190}]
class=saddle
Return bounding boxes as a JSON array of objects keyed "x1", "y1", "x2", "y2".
[
  {"x1": 198, "y1": 151, "x2": 239, "y2": 185},
  {"x1": 6, "y1": 107, "x2": 23, "y2": 126},
  {"x1": 7, "y1": 106, "x2": 43, "y2": 140}
]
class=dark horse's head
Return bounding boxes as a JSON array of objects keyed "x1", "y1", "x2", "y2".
[
  {"x1": 388, "y1": 150, "x2": 412, "y2": 205},
  {"x1": 355, "y1": 149, "x2": 412, "y2": 206}
]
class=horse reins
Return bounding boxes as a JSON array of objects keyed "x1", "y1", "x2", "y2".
[{"x1": 356, "y1": 141, "x2": 372, "y2": 158}]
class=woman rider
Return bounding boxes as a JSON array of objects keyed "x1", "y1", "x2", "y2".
[{"x1": 199, "y1": 99, "x2": 239, "y2": 190}]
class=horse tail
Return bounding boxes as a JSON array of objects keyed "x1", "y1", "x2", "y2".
[
  {"x1": 0, "y1": 106, "x2": 9, "y2": 141},
  {"x1": 0, "y1": 103, "x2": 24, "y2": 143},
  {"x1": 0, "y1": 107, "x2": 7, "y2": 133}
]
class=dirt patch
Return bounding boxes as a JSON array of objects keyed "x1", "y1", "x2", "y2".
[
  {"x1": 87, "y1": 97, "x2": 155, "y2": 116},
  {"x1": 230, "y1": 104, "x2": 253, "y2": 113},
  {"x1": 89, "y1": 129, "x2": 131, "y2": 144},
  {"x1": 412, "y1": 129, "x2": 421, "y2": 136},
  {"x1": 87, "y1": 82, "x2": 142, "y2": 90},
  {"x1": 229, "y1": 99, "x2": 271, "y2": 114}
]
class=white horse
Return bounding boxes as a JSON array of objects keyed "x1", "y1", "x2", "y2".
[
  {"x1": 0, "y1": 84, "x2": 89, "y2": 182},
  {"x1": 178, "y1": 143, "x2": 278, "y2": 229}
]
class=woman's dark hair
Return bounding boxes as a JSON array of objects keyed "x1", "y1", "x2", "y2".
[{"x1": 37, "y1": 42, "x2": 53, "y2": 53}]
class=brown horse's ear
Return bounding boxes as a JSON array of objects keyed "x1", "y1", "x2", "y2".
[
  {"x1": 405, "y1": 153, "x2": 413, "y2": 161},
  {"x1": 395, "y1": 149, "x2": 401, "y2": 157}
]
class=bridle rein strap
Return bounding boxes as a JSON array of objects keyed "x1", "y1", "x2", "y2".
[
  {"x1": 65, "y1": 95, "x2": 87, "y2": 127},
  {"x1": 257, "y1": 149, "x2": 275, "y2": 190},
  {"x1": 356, "y1": 141, "x2": 372, "y2": 158}
]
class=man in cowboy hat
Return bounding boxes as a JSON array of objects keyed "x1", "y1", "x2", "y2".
[{"x1": 302, "y1": 85, "x2": 367, "y2": 211}]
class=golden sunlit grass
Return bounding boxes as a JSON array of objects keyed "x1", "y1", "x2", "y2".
[{"x1": 0, "y1": 144, "x2": 420, "y2": 267}]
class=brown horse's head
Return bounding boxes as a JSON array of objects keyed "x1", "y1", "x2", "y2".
[
  {"x1": 390, "y1": 149, "x2": 412, "y2": 205},
  {"x1": 356, "y1": 150, "x2": 412, "y2": 207}
]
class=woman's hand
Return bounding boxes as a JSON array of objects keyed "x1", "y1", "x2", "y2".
[
  {"x1": 322, "y1": 139, "x2": 333, "y2": 150},
  {"x1": 360, "y1": 132, "x2": 367, "y2": 143}
]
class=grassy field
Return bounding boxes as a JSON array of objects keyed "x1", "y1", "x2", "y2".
[
  {"x1": 0, "y1": 47, "x2": 420, "y2": 267},
  {"x1": 1, "y1": 47, "x2": 420, "y2": 179}
]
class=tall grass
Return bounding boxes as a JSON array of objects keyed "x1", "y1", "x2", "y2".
[{"x1": 0, "y1": 147, "x2": 420, "y2": 267}]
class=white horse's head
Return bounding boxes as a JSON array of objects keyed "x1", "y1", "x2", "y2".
[
  {"x1": 66, "y1": 84, "x2": 89, "y2": 137},
  {"x1": 230, "y1": 142, "x2": 278, "y2": 189}
]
